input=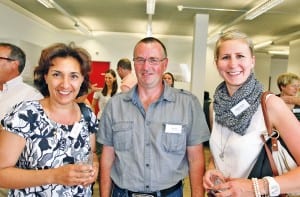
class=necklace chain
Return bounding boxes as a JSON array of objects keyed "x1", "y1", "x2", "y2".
[{"x1": 219, "y1": 126, "x2": 232, "y2": 160}]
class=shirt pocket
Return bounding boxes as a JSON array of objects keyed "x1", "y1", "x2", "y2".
[
  {"x1": 161, "y1": 124, "x2": 186, "y2": 154},
  {"x1": 112, "y1": 121, "x2": 133, "y2": 151}
]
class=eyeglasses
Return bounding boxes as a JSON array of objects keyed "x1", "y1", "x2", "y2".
[
  {"x1": 133, "y1": 57, "x2": 166, "y2": 65},
  {"x1": 0, "y1": 56, "x2": 16, "y2": 61}
]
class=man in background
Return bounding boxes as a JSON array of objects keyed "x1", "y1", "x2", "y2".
[
  {"x1": 0, "y1": 43, "x2": 43, "y2": 195},
  {"x1": 116, "y1": 58, "x2": 137, "y2": 92},
  {"x1": 0, "y1": 42, "x2": 43, "y2": 119}
]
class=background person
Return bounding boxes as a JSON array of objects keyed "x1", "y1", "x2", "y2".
[
  {"x1": 0, "y1": 41, "x2": 44, "y2": 197},
  {"x1": 116, "y1": 58, "x2": 137, "y2": 92},
  {"x1": 92, "y1": 69, "x2": 118, "y2": 156},
  {"x1": 98, "y1": 37, "x2": 210, "y2": 197},
  {"x1": 0, "y1": 42, "x2": 43, "y2": 119},
  {"x1": 91, "y1": 69, "x2": 118, "y2": 120},
  {"x1": 0, "y1": 43, "x2": 99, "y2": 196},
  {"x1": 163, "y1": 72, "x2": 175, "y2": 87},
  {"x1": 203, "y1": 30, "x2": 300, "y2": 196},
  {"x1": 203, "y1": 91, "x2": 212, "y2": 131},
  {"x1": 277, "y1": 72, "x2": 300, "y2": 120}
]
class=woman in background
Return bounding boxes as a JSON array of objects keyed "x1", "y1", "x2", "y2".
[
  {"x1": 163, "y1": 72, "x2": 175, "y2": 87},
  {"x1": 277, "y1": 72, "x2": 300, "y2": 120},
  {"x1": 91, "y1": 69, "x2": 118, "y2": 120},
  {"x1": 91, "y1": 69, "x2": 118, "y2": 156},
  {"x1": 0, "y1": 43, "x2": 99, "y2": 196}
]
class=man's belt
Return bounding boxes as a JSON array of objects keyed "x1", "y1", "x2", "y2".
[{"x1": 116, "y1": 181, "x2": 182, "y2": 197}]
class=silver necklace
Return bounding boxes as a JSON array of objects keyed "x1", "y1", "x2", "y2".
[{"x1": 219, "y1": 127, "x2": 233, "y2": 160}]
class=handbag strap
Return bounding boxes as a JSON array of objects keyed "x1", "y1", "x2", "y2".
[
  {"x1": 261, "y1": 91, "x2": 273, "y2": 136},
  {"x1": 261, "y1": 92, "x2": 289, "y2": 197},
  {"x1": 260, "y1": 91, "x2": 279, "y2": 177}
]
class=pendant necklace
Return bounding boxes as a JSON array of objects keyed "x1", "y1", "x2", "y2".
[{"x1": 219, "y1": 126, "x2": 233, "y2": 160}]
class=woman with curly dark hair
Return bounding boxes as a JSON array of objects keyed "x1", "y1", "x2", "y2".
[{"x1": 0, "y1": 43, "x2": 99, "y2": 196}]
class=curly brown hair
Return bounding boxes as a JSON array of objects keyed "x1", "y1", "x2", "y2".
[{"x1": 34, "y1": 43, "x2": 91, "y2": 97}]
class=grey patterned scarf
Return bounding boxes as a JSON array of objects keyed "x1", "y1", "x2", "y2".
[{"x1": 213, "y1": 73, "x2": 263, "y2": 135}]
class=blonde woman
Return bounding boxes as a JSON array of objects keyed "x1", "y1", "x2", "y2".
[{"x1": 203, "y1": 30, "x2": 300, "y2": 196}]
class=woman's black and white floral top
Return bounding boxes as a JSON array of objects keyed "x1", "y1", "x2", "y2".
[{"x1": 1, "y1": 100, "x2": 98, "y2": 197}]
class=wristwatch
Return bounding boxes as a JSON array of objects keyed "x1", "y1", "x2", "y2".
[{"x1": 264, "y1": 176, "x2": 280, "y2": 196}]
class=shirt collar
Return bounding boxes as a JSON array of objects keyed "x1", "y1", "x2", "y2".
[{"x1": 1, "y1": 76, "x2": 23, "y2": 92}]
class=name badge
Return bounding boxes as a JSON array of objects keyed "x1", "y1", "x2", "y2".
[
  {"x1": 230, "y1": 99, "x2": 250, "y2": 116},
  {"x1": 293, "y1": 108, "x2": 300, "y2": 113},
  {"x1": 165, "y1": 124, "x2": 182, "y2": 134},
  {"x1": 70, "y1": 122, "x2": 83, "y2": 138}
]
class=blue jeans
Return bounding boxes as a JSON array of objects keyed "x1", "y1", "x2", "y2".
[{"x1": 112, "y1": 184, "x2": 183, "y2": 197}]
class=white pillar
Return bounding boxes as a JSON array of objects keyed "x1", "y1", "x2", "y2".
[{"x1": 190, "y1": 14, "x2": 209, "y2": 105}]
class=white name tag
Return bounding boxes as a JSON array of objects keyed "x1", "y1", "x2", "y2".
[
  {"x1": 165, "y1": 124, "x2": 182, "y2": 134},
  {"x1": 230, "y1": 99, "x2": 250, "y2": 116},
  {"x1": 69, "y1": 122, "x2": 82, "y2": 138},
  {"x1": 293, "y1": 108, "x2": 300, "y2": 113}
]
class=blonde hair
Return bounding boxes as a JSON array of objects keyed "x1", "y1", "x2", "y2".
[
  {"x1": 214, "y1": 29, "x2": 254, "y2": 60},
  {"x1": 277, "y1": 72, "x2": 300, "y2": 91}
]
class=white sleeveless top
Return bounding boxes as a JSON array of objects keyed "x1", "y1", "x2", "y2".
[{"x1": 210, "y1": 104, "x2": 266, "y2": 178}]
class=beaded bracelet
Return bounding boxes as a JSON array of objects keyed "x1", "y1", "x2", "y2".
[
  {"x1": 262, "y1": 178, "x2": 270, "y2": 196},
  {"x1": 252, "y1": 178, "x2": 261, "y2": 197}
]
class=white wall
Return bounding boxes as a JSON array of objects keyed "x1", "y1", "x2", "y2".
[
  {"x1": 270, "y1": 57, "x2": 288, "y2": 94},
  {"x1": 288, "y1": 39, "x2": 300, "y2": 75},
  {"x1": 254, "y1": 53, "x2": 272, "y2": 91},
  {"x1": 204, "y1": 44, "x2": 223, "y2": 99}
]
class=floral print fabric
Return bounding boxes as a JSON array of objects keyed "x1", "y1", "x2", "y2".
[{"x1": 1, "y1": 100, "x2": 98, "y2": 197}]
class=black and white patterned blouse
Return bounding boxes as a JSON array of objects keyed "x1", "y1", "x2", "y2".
[{"x1": 1, "y1": 100, "x2": 98, "y2": 197}]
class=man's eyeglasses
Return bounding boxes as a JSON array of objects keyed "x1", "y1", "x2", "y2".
[
  {"x1": 0, "y1": 57, "x2": 16, "y2": 61},
  {"x1": 133, "y1": 57, "x2": 166, "y2": 65}
]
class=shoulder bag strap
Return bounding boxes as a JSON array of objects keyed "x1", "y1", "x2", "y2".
[
  {"x1": 261, "y1": 92, "x2": 287, "y2": 197},
  {"x1": 260, "y1": 91, "x2": 279, "y2": 176},
  {"x1": 78, "y1": 103, "x2": 91, "y2": 122}
]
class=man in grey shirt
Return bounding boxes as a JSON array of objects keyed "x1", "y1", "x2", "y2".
[{"x1": 98, "y1": 37, "x2": 210, "y2": 197}]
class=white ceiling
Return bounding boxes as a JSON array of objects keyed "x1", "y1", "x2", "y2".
[{"x1": 2, "y1": 0, "x2": 300, "y2": 54}]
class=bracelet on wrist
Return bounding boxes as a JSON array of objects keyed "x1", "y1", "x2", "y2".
[
  {"x1": 252, "y1": 178, "x2": 261, "y2": 197},
  {"x1": 262, "y1": 178, "x2": 269, "y2": 196},
  {"x1": 264, "y1": 176, "x2": 280, "y2": 196}
]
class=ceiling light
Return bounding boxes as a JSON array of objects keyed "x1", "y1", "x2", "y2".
[
  {"x1": 245, "y1": 0, "x2": 284, "y2": 20},
  {"x1": 177, "y1": 5, "x2": 245, "y2": 12},
  {"x1": 268, "y1": 50, "x2": 289, "y2": 55},
  {"x1": 37, "y1": 0, "x2": 54, "y2": 8},
  {"x1": 254, "y1": 40, "x2": 273, "y2": 49},
  {"x1": 147, "y1": 0, "x2": 156, "y2": 15}
]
